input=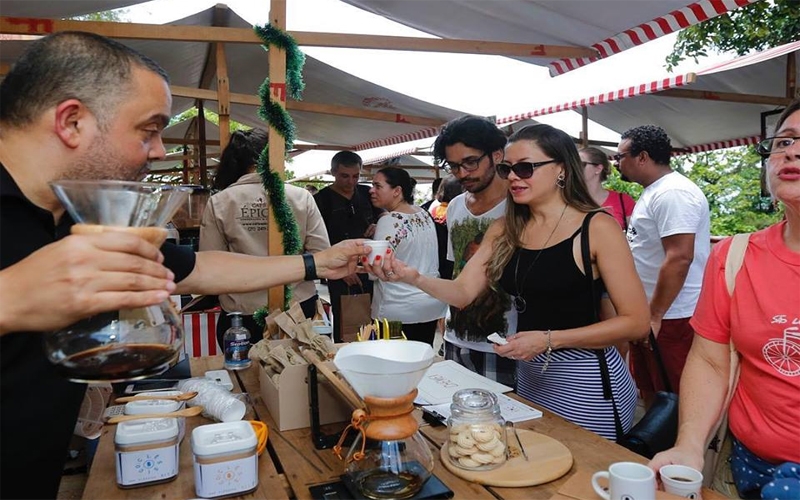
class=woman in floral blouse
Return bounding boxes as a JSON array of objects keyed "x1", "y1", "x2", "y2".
[{"x1": 369, "y1": 167, "x2": 448, "y2": 345}]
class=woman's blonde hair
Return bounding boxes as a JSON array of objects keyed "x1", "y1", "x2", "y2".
[{"x1": 485, "y1": 124, "x2": 601, "y2": 287}]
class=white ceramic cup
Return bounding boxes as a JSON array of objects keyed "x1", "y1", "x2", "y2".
[
  {"x1": 659, "y1": 464, "x2": 703, "y2": 499},
  {"x1": 592, "y1": 462, "x2": 656, "y2": 500},
  {"x1": 366, "y1": 239, "x2": 390, "y2": 265}
]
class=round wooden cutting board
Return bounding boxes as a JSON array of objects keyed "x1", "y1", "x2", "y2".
[{"x1": 440, "y1": 429, "x2": 573, "y2": 487}]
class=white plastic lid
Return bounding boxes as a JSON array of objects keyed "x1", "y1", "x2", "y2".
[
  {"x1": 115, "y1": 418, "x2": 179, "y2": 445},
  {"x1": 124, "y1": 392, "x2": 183, "y2": 415},
  {"x1": 191, "y1": 421, "x2": 257, "y2": 456}
]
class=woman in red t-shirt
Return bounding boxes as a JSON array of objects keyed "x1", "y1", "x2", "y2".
[
  {"x1": 580, "y1": 147, "x2": 635, "y2": 231},
  {"x1": 649, "y1": 100, "x2": 800, "y2": 499}
]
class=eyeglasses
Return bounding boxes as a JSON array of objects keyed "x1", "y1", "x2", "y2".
[
  {"x1": 582, "y1": 161, "x2": 601, "y2": 167},
  {"x1": 757, "y1": 136, "x2": 800, "y2": 155},
  {"x1": 443, "y1": 153, "x2": 487, "y2": 174},
  {"x1": 611, "y1": 151, "x2": 633, "y2": 162},
  {"x1": 496, "y1": 160, "x2": 557, "y2": 179}
]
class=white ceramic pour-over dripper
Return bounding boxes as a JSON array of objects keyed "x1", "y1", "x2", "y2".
[
  {"x1": 45, "y1": 180, "x2": 193, "y2": 383},
  {"x1": 334, "y1": 340, "x2": 434, "y2": 399}
]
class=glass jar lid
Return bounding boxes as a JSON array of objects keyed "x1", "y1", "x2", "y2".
[{"x1": 450, "y1": 388, "x2": 501, "y2": 418}]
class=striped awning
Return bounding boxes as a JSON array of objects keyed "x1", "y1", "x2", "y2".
[
  {"x1": 341, "y1": 0, "x2": 758, "y2": 77},
  {"x1": 548, "y1": 0, "x2": 759, "y2": 76}
]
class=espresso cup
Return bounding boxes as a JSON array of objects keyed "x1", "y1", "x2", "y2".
[
  {"x1": 592, "y1": 462, "x2": 656, "y2": 500},
  {"x1": 366, "y1": 239, "x2": 390, "y2": 265},
  {"x1": 659, "y1": 464, "x2": 703, "y2": 499}
]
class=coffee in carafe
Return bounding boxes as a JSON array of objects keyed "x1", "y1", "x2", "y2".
[{"x1": 46, "y1": 180, "x2": 192, "y2": 383}]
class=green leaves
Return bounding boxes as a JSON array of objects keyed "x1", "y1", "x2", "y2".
[{"x1": 666, "y1": 0, "x2": 800, "y2": 71}]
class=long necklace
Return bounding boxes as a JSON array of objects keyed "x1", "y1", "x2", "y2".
[{"x1": 513, "y1": 204, "x2": 569, "y2": 313}]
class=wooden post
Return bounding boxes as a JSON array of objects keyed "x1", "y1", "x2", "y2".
[
  {"x1": 787, "y1": 52, "x2": 797, "y2": 100},
  {"x1": 581, "y1": 106, "x2": 589, "y2": 148},
  {"x1": 197, "y1": 100, "x2": 208, "y2": 188},
  {"x1": 216, "y1": 42, "x2": 231, "y2": 151},
  {"x1": 267, "y1": 0, "x2": 288, "y2": 315},
  {"x1": 182, "y1": 145, "x2": 190, "y2": 184}
]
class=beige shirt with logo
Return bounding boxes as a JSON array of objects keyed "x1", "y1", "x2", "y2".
[{"x1": 200, "y1": 173, "x2": 330, "y2": 314}]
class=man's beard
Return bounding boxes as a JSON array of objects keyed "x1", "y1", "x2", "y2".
[
  {"x1": 460, "y1": 162, "x2": 496, "y2": 194},
  {"x1": 61, "y1": 135, "x2": 150, "y2": 182}
]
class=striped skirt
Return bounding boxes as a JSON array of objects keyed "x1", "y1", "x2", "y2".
[{"x1": 516, "y1": 347, "x2": 637, "y2": 440}]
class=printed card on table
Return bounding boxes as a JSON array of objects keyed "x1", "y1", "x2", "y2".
[{"x1": 416, "y1": 360, "x2": 513, "y2": 405}]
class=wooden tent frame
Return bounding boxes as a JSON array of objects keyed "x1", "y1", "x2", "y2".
[
  {"x1": 1, "y1": 0, "x2": 792, "y2": 307},
  {"x1": 0, "y1": 1, "x2": 599, "y2": 308}
]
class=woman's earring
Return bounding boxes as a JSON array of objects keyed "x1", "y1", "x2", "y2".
[{"x1": 556, "y1": 172, "x2": 566, "y2": 189}]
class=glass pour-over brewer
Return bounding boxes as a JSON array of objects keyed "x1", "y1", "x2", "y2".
[
  {"x1": 46, "y1": 179, "x2": 192, "y2": 383},
  {"x1": 333, "y1": 340, "x2": 435, "y2": 500}
]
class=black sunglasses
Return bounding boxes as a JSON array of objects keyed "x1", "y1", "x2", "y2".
[{"x1": 496, "y1": 160, "x2": 557, "y2": 179}]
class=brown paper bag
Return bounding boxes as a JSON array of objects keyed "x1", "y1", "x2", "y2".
[{"x1": 339, "y1": 288, "x2": 372, "y2": 342}]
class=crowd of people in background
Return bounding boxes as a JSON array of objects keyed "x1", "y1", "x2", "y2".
[{"x1": 1, "y1": 28, "x2": 797, "y2": 500}]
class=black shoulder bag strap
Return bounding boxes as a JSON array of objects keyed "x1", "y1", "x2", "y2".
[
  {"x1": 581, "y1": 211, "x2": 625, "y2": 441},
  {"x1": 619, "y1": 192, "x2": 628, "y2": 230}
]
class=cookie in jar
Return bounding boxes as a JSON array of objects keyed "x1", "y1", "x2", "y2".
[{"x1": 446, "y1": 388, "x2": 506, "y2": 470}]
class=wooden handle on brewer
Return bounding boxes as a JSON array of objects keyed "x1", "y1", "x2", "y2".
[{"x1": 300, "y1": 350, "x2": 365, "y2": 410}]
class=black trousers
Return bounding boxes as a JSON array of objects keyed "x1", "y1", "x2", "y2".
[
  {"x1": 327, "y1": 275, "x2": 373, "y2": 343},
  {"x1": 215, "y1": 294, "x2": 318, "y2": 349},
  {"x1": 401, "y1": 319, "x2": 439, "y2": 346}
]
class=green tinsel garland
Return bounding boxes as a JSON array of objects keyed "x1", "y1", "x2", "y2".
[{"x1": 252, "y1": 23, "x2": 307, "y2": 324}]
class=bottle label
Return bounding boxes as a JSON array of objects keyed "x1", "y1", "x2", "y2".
[{"x1": 225, "y1": 339, "x2": 251, "y2": 367}]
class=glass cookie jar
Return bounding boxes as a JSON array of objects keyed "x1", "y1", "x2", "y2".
[{"x1": 446, "y1": 388, "x2": 507, "y2": 471}]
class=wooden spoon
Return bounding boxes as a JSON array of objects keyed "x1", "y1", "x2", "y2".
[
  {"x1": 114, "y1": 391, "x2": 198, "y2": 404},
  {"x1": 106, "y1": 406, "x2": 203, "y2": 424}
]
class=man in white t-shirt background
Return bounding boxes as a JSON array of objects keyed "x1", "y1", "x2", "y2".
[
  {"x1": 433, "y1": 115, "x2": 517, "y2": 386},
  {"x1": 615, "y1": 125, "x2": 710, "y2": 406}
]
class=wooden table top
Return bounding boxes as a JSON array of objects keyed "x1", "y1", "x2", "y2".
[{"x1": 82, "y1": 356, "x2": 725, "y2": 500}]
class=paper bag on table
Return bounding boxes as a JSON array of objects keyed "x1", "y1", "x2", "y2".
[{"x1": 339, "y1": 288, "x2": 372, "y2": 343}]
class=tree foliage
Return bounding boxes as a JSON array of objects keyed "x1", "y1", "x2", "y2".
[
  {"x1": 70, "y1": 9, "x2": 128, "y2": 22},
  {"x1": 666, "y1": 0, "x2": 800, "y2": 70},
  {"x1": 605, "y1": 148, "x2": 783, "y2": 236}
]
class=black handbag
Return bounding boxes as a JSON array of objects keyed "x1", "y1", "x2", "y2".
[
  {"x1": 613, "y1": 332, "x2": 679, "y2": 458},
  {"x1": 579, "y1": 213, "x2": 678, "y2": 459}
]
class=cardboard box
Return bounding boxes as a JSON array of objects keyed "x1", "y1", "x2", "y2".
[{"x1": 258, "y1": 339, "x2": 353, "y2": 431}]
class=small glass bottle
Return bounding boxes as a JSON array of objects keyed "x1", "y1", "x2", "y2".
[
  {"x1": 446, "y1": 388, "x2": 507, "y2": 471},
  {"x1": 223, "y1": 312, "x2": 252, "y2": 370}
]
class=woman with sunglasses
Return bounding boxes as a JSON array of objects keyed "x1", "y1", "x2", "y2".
[
  {"x1": 580, "y1": 147, "x2": 635, "y2": 230},
  {"x1": 367, "y1": 124, "x2": 650, "y2": 439}
]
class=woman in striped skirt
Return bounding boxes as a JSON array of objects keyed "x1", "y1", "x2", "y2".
[{"x1": 367, "y1": 124, "x2": 650, "y2": 440}]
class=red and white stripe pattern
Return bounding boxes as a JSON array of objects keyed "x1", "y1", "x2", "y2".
[
  {"x1": 182, "y1": 311, "x2": 220, "y2": 358},
  {"x1": 362, "y1": 146, "x2": 420, "y2": 165},
  {"x1": 496, "y1": 73, "x2": 696, "y2": 125},
  {"x1": 673, "y1": 135, "x2": 761, "y2": 155},
  {"x1": 352, "y1": 126, "x2": 441, "y2": 151},
  {"x1": 548, "y1": 0, "x2": 759, "y2": 76}
]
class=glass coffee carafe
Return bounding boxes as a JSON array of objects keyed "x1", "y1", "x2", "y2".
[
  {"x1": 333, "y1": 340, "x2": 436, "y2": 499},
  {"x1": 46, "y1": 179, "x2": 193, "y2": 383}
]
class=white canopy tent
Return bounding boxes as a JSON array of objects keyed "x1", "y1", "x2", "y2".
[
  {"x1": 340, "y1": 0, "x2": 759, "y2": 76},
  {"x1": 493, "y1": 40, "x2": 798, "y2": 153}
]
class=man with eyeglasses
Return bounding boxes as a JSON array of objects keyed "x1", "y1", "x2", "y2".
[
  {"x1": 615, "y1": 125, "x2": 710, "y2": 408},
  {"x1": 432, "y1": 115, "x2": 517, "y2": 386},
  {"x1": 314, "y1": 151, "x2": 384, "y2": 341}
]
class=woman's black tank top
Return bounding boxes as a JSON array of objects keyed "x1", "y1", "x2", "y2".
[{"x1": 498, "y1": 224, "x2": 604, "y2": 332}]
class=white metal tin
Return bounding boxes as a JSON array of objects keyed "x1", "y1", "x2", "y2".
[
  {"x1": 114, "y1": 418, "x2": 179, "y2": 488},
  {"x1": 191, "y1": 421, "x2": 258, "y2": 498},
  {"x1": 125, "y1": 391, "x2": 186, "y2": 442}
]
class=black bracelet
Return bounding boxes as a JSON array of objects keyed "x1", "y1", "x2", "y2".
[{"x1": 302, "y1": 253, "x2": 317, "y2": 281}]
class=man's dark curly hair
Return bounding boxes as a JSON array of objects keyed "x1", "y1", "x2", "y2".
[
  {"x1": 620, "y1": 125, "x2": 672, "y2": 166},
  {"x1": 432, "y1": 115, "x2": 507, "y2": 163}
]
